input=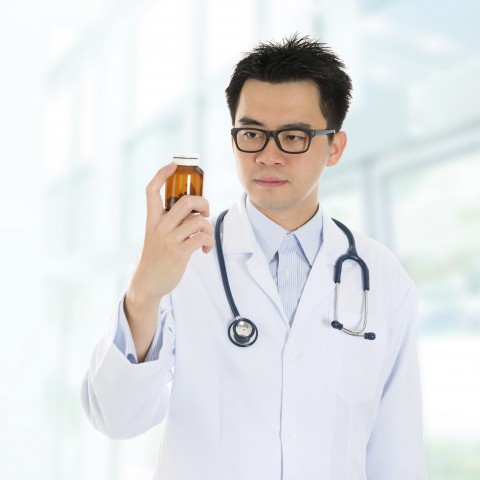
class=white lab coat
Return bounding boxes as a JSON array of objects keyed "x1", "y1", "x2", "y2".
[{"x1": 81, "y1": 195, "x2": 427, "y2": 480}]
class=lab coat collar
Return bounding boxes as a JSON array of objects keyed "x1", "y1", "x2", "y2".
[
  {"x1": 219, "y1": 193, "x2": 351, "y2": 330},
  {"x1": 221, "y1": 194, "x2": 284, "y2": 322},
  {"x1": 221, "y1": 194, "x2": 258, "y2": 255},
  {"x1": 221, "y1": 193, "x2": 348, "y2": 265},
  {"x1": 245, "y1": 196, "x2": 287, "y2": 263}
]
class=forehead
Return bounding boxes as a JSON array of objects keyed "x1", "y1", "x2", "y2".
[{"x1": 235, "y1": 79, "x2": 325, "y2": 126}]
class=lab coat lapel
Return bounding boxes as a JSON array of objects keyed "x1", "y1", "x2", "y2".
[
  {"x1": 292, "y1": 208, "x2": 349, "y2": 332},
  {"x1": 221, "y1": 196, "x2": 287, "y2": 325}
]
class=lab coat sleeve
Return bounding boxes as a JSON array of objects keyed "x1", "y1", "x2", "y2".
[
  {"x1": 80, "y1": 295, "x2": 175, "y2": 439},
  {"x1": 113, "y1": 294, "x2": 163, "y2": 363},
  {"x1": 366, "y1": 284, "x2": 428, "y2": 479}
]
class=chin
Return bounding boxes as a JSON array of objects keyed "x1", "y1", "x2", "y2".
[{"x1": 250, "y1": 196, "x2": 291, "y2": 214}]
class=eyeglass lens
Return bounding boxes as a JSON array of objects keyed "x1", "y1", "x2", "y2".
[{"x1": 235, "y1": 129, "x2": 310, "y2": 153}]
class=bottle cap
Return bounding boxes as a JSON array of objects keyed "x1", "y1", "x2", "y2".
[{"x1": 172, "y1": 152, "x2": 200, "y2": 166}]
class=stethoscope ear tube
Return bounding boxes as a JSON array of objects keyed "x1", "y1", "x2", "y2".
[
  {"x1": 333, "y1": 254, "x2": 370, "y2": 291},
  {"x1": 331, "y1": 219, "x2": 375, "y2": 340},
  {"x1": 332, "y1": 285, "x2": 376, "y2": 340},
  {"x1": 332, "y1": 219, "x2": 370, "y2": 290}
]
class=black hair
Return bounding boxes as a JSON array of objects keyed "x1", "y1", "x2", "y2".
[{"x1": 225, "y1": 34, "x2": 352, "y2": 137}]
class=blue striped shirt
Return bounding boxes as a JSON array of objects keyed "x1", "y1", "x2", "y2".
[
  {"x1": 114, "y1": 196, "x2": 323, "y2": 363},
  {"x1": 245, "y1": 197, "x2": 323, "y2": 325}
]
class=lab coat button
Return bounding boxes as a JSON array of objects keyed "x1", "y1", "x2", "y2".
[
  {"x1": 285, "y1": 349, "x2": 297, "y2": 361},
  {"x1": 284, "y1": 431, "x2": 297, "y2": 442}
]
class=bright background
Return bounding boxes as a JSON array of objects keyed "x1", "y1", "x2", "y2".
[{"x1": 1, "y1": 0, "x2": 479, "y2": 478}]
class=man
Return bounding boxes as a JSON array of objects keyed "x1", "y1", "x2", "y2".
[{"x1": 82, "y1": 35, "x2": 427, "y2": 479}]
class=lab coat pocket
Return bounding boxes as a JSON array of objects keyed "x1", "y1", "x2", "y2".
[{"x1": 326, "y1": 309, "x2": 386, "y2": 405}]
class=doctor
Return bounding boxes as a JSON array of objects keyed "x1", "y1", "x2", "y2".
[{"x1": 82, "y1": 35, "x2": 427, "y2": 479}]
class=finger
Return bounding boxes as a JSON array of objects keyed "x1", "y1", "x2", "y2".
[
  {"x1": 172, "y1": 215, "x2": 214, "y2": 244},
  {"x1": 172, "y1": 194, "x2": 210, "y2": 219},
  {"x1": 145, "y1": 162, "x2": 177, "y2": 221},
  {"x1": 183, "y1": 231, "x2": 216, "y2": 257},
  {"x1": 181, "y1": 211, "x2": 200, "y2": 223},
  {"x1": 163, "y1": 195, "x2": 210, "y2": 229},
  {"x1": 202, "y1": 243, "x2": 215, "y2": 254}
]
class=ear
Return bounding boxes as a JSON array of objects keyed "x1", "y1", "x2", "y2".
[{"x1": 326, "y1": 131, "x2": 347, "y2": 167}]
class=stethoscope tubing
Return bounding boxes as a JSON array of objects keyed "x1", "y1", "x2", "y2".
[
  {"x1": 331, "y1": 219, "x2": 370, "y2": 291},
  {"x1": 215, "y1": 210, "x2": 241, "y2": 319},
  {"x1": 215, "y1": 210, "x2": 375, "y2": 345}
]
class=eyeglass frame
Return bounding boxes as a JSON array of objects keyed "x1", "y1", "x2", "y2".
[{"x1": 231, "y1": 127, "x2": 336, "y2": 154}]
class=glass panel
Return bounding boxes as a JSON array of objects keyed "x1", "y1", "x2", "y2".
[
  {"x1": 320, "y1": 169, "x2": 365, "y2": 232},
  {"x1": 133, "y1": 0, "x2": 191, "y2": 128},
  {"x1": 389, "y1": 149, "x2": 480, "y2": 479},
  {"x1": 69, "y1": 168, "x2": 95, "y2": 254},
  {"x1": 390, "y1": 151, "x2": 480, "y2": 335},
  {"x1": 43, "y1": 89, "x2": 74, "y2": 180},
  {"x1": 78, "y1": 69, "x2": 98, "y2": 163},
  {"x1": 205, "y1": 0, "x2": 256, "y2": 75}
]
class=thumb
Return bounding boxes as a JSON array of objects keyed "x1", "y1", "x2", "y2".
[{"x1": 145, "y1": 162, "x2": 177, "y2": 221}]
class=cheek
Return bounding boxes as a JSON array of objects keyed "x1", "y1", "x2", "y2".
[
  {"x1": 234, "y1": 155, "x2": 248, "y2": 186},
  {"x1": 298, "y1": 157, "x2": 328, "y2": 188}
]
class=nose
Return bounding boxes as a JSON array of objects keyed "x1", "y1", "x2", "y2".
[{"x1": 255, "y1": 136, "x2": 286, "y2": 166}]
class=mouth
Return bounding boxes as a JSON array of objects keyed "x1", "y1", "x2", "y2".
[{"x1": 254, "y1": 177, "x2": 288, "y2": 188}]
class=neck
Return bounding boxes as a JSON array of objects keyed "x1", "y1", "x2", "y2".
[{"x1": 251, "y1": 201, "x2": 319, "y2": 231}]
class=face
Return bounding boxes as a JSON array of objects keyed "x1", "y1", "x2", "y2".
[{"x1": 232, "y1": 79, "x2": 347, "y2": 229}]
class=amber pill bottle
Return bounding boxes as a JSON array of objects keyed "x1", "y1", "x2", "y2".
[{"x1": 165, "y1": 153, "x2": 204, "y2": 210}]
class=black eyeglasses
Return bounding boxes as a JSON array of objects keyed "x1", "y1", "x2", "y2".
[{"x1": 231, "y1": 127, "x2": 335, "y2": 154}]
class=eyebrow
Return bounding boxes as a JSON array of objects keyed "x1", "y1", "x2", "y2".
[{"x1": 237, "y1": 116, "x2": 312, "y2": 130}]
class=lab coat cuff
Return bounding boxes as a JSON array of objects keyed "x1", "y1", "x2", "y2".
[
  {"x1": 112, "y1": 294, "x2": 139, "y2": 363},
  {"x1": 113, "y1": 294, "x2": 163, "y2": 364},
  {"x1": 90, "y1": 319, "x2": 170, "y2": 384},
  {"x1": 96, "y1": 340, "x2": 167, "y2": 379}
]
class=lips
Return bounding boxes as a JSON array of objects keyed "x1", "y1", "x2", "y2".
[{"x1": 254, "y1": 177, "x2": 288, "y2": 187}]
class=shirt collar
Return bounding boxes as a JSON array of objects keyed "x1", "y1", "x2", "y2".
[{"x1": 245, "y1": 196, "x2": 323, "y2": 266}]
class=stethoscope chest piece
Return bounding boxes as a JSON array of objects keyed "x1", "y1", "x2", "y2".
[{"x1": 228, "y1": 318, "x2": 258, "y2": 347}]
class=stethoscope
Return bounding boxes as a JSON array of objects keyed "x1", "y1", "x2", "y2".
[{"x1": 215, "y1": 210, "x2": 376, "y2": 348}]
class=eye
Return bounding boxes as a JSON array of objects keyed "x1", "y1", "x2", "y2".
[
  {"x1": 286, "y1": 134, "x2": 302, "y2": 141},
  {"x1": 282, "y1": 130, "x2": 308, "y2": 142},
  {"x1": 242, "y1": 130, "x2": 263, "y2": 139}
]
